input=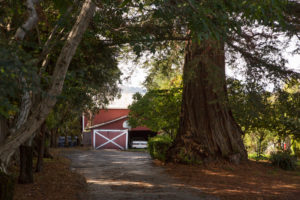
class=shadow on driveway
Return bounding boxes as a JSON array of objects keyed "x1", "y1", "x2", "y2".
[{"x1": 64, "y1": 149, "x2": 218, "y2": 200}]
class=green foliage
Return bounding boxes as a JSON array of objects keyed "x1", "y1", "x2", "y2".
[
  {"x1": 228, "y1": 78, "x2": 300, "y2": 155},
  {"x1": 269, "y1": 151, "x2": 297, "y2": 170},
  {"x1": 248, "y1": 153, "x2": 269, "y2": 161},
  {"x1": 243, "y1": 130, "x2": 275, "y2": 157},
  {"x1": 129, "y1": 50, "x2": 182, "y2": 138},
  {"x1": 272, "y1": 80, "x2": 300, "y2": 141},
  {"x1": 129, "y1": 88, "x2": 181, "y2": 138},
  {"x1": 227, "y1": 78, "x2": 276, "y2": 156},
  {"x1": 0, "y1": 0, "x2": 299, "y2": 166},
  {"x1": 0, "y1": 0, "x2": 122, "y2": 136},
  {"x1": 52, "y1": 0, "x2": 73, "y2": 13},
  {"x1": 227, "y1": 78, "x2": 273, "y2": 132},
  {"x1": 0, "y1": 0, "x2": 77, "y2": 120},
  {"x1": 148, "y1": 134, "x2": 173, "y2": 162},
  {"x1": 47, "y1": 30, "x2": 122, "y2": 137},
  {"x1": 0, "y1": 43, "x2": 40, "y2": 118},
  {"x1": 292, "y1": 140, "x2": 300, "y2": 158}
]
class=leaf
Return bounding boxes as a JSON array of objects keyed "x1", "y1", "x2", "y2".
[
  {"x1": 53, "y1": 0, "x2": 72, "y2": 14},
  {"x1": 119, "y1": 0, "x2": 131, "y2": 8}
]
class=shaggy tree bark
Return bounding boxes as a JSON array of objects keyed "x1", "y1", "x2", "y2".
[
  {"x1": 0, "y1": 171, "x2": 14, "y2": 200},
  {"x1": 35, "y1": 123, "x2": 46, "y2": 172},
  {"x1": 0, "y1": 0, "x2": 96, "y2": 173},
  {"x1": 18, "y1": 145, "x2": 33, "y2": 184},
  {"x1": 167, "y1": 39, "x2": 247, "y2": 164},
  {"x1": 11, "y1": 76, "x2": 32, "y2": 134},
  {"x1": 0, "y1": 117, "x2": 8, "y2": 145},
  {"x1": 64, "y1": 131, "x2": 69, "y2": 147},
  {"x1": 44, "y1": 131, "x2": 53, "y2": 158},
  {"x1": 18, "y1": 132, "x2": 36, "y2": 184},
  {"x1": 50, "y1": 129, "x2": 58, "y2": 148}
]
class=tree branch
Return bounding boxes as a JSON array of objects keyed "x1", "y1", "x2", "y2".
[
  {"x1": 0, "y1": 0, "x2": 96, "y2": 173},
  {"x1": 14, "y1": 0, "x2": 41, "y2": 40}
]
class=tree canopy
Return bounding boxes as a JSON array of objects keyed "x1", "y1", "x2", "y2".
[{"x1": 0, "y1": 0, "x2": 300, "y2": 171}]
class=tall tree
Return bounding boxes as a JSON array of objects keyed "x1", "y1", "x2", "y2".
[
  {"x1": 102, "y1": 0, "x2": 300, "y2": 163},
  {"x1": 167, "y1": 39, "x2": 247, "y2": 163},
  {"x1": 151, "y1": 0, "x2": 300, "y2": 164},
  {"x1": 0, "y1": 0, "x2": 96, "y2": 173}
]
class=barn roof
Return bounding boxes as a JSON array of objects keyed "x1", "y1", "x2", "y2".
[
  {"x1": 84, "y1": 109, "x2": 150, "y2": 131},
  {"x1": 92, "y1": 109, "x2": 130, "y2": 126}
]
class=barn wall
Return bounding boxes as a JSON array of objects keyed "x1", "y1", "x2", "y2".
[
  {"x1": 82, "y1": 131, "x2": 91, "y2": 146},
  {"x1": 86, "y1": 109, "x2": 155, "y2": 150},
  {"x1": 90, "y1": 119, "x2": 127, "y2": 147}
]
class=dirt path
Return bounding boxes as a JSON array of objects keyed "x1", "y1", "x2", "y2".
[{"x1": 64, "y1": 149, "x2": 218, "y2": 200}]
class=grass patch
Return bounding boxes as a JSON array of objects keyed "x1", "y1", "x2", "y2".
[{"x1": 248, "y1": 153, "x2": 269, "y2": 161}]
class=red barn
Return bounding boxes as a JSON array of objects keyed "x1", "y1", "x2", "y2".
[{"x1": 83, "y1": 109, "x2": 156, "y2": 150}]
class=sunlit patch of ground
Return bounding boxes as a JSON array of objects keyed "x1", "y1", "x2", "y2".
[
  {"x1": 87, "y1": 179, "x2": 154, "y2": 187},
  {"x1": 163, "y1": 160, "x2": 300, "y2": 200}
]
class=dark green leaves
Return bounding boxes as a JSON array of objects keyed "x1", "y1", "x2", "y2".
[{"x1": 120, "y1": 0, "x2": 132, "y2": 8}]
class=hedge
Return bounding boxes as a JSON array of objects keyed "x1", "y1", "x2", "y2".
[
  {"x1": 148, "y1": 134, "x2": 173, "y2": 162},
  {"x1": 269, "y1": 151, "x2": 297, "y2": 170}
]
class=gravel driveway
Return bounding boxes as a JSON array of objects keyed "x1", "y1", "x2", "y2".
[{"x1": 64, "y1": 149, "x2": 218, "y2": 200}]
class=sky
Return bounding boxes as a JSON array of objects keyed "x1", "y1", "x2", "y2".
[{"x1": 107, "y1": 61, "x2": 147, "y2": 108}]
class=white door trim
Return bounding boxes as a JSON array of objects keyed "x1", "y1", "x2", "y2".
[{"x1": 93, "y1": 129, "x2": 128, "y2": 150}]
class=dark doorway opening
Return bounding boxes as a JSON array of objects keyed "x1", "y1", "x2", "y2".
[{"x1": 128, "y1": 130, "x2": 156, "y2": 148}]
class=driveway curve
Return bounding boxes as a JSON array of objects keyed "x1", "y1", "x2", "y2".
[{"x1": 65, "y1": 149, "x2": 218, "y2": 200}]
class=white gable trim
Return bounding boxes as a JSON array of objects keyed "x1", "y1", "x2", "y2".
[{"x1": 89, "y1": 115, "x2": 128, "y2": 129}]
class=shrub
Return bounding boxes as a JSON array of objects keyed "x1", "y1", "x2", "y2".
[
  {"x1": 269, "y1": 151, "x2": 297, "y2": 170},
  {"x1": 148, "y1": 134, "x2": 173, "y2": 162}
]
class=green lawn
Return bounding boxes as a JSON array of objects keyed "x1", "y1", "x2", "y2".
[{"x1": 248, "y1": 153, "x2": 269, "y2": 161}]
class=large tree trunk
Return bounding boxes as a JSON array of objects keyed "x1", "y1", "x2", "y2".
[
  {"x1": 0, "y1": 171, "x2": 14, "y2": 200},
  {"x1": 44, "y1": 131, "x2": 53, "y2": 158},
  {"x1": 35, "y1": 123, "x2": 46, "y2": 172},
  {"x1": 0, "y1": 117, "x2": 8, "y2": 145},
  {"x1": 167, "y1": 39, "x2": 247, "y2": 164},
  {"x1": 0, "y1": 118, "x2": 13, "y2": 199},
  {"x1": 50, "y1": 129, "x2": 58, "y2": 148},
  {"x1": 18, "y1": 145, "x2": 33, "y2": 184},
  {"x1": 0, "y1": 0, "x2": 96, "y2": 173},
  {"x1": 64, "y1": 132, "x2": 69, "y2": 147}
]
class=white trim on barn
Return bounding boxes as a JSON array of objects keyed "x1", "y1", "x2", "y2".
[
  {"x1": 82, "y1": 113, "x2": 85, "y2": 132},
  {"x1": 93, "y1": 129, "x2": 128, "y2": 150},
  {"x1": 125, "y1": 130, "x2": 128, "y2": 149},
  {"x1": 89, "y1": 115, "x2": 128, "y2": 129}
]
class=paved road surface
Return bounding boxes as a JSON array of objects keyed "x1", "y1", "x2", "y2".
[{"x1": 64, "y1": 149, "x2": 218, "y2": 200}]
